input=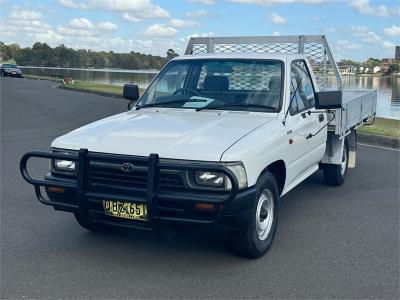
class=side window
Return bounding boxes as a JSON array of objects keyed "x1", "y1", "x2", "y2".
[{"x1": 289, "y1": 60, "x2": 315, "y2": 114}]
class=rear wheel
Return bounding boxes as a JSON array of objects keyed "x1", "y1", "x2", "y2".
[
  {"x1": 229, "y1": 172, "x2": 279, "y2": 258},
  {"x1": 323, "y1": 141, "x2": 349, "y2": 186}
]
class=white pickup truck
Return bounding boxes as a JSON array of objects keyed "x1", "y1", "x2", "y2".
[{"x1": 21, "y1": 35, "x2": 377, "y2": 258}]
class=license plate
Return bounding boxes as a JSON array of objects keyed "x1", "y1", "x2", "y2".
[
  {"x1": 103, "y1": 200, "x2": 148, "y2": 221},
  {"x1": 12, "y1": 72, "x2": 16, "y2": 74}
]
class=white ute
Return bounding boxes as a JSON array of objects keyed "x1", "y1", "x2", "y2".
[{"x1": 21, "y1": 36, "x2": 377, "y2": 258}]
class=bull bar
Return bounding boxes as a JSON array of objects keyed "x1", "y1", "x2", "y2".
[{"x1": 20, "y1": 149, "x2": 240, "y2": 229}]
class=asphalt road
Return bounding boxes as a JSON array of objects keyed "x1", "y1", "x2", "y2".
[{"x1": 1, "y1": 77, "x2": 399, "y2": 299}]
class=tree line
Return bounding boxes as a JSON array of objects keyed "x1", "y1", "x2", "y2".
[{"x1": 0, "y1": 41, "x2": 178, "y2": 69}]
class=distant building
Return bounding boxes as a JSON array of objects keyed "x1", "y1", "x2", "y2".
[
  {"x1": 373, "y1": 66, "x2": 381, "y2": 73},
  {"x1": 382, "y1": 58, "x2": 395, "y2": 64},
  {"x1": 396, "y1": 46, "x2": 400, "y2": 60},
  {"x1": 339, "y1": 65, "x2": 356, "y2": 74},
  {"x1": 381, "y1": 58, "x2": 396, "y2": 74}
]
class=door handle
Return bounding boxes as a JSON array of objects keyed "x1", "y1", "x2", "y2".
[{"x1": 319, "y1": 114, "x2": 324, "y2": 122}]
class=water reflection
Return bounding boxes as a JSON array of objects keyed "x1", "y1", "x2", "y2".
[{"x1": 20, "y1": 66, "x2": 400, "y2": 120}]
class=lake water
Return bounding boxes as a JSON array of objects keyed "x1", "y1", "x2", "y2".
[{"x1": 20, "y1": 66, "x2": 400, "y2": 120}]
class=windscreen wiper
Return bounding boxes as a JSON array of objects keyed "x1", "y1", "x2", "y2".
[
  {"x1": 135, "y1": 98, "x2": 204, "y2": 110},
  {"x1": 196, "y1": 103, "x2": 276, "y2": 112}
]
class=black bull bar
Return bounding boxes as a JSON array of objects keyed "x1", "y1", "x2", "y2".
[{"x1": 20, "y1": 149, "x2": 239, "y2": 227}]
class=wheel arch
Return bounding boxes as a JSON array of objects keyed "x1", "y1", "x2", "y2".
[{"x1": 258, "y1": 160, "x2": 286, "y2": 196}]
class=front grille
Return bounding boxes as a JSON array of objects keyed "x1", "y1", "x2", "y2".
[{"x1": 89, "y1": 161, "x2": 185, "y2": 192}]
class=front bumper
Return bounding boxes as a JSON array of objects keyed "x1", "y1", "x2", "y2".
[
  {"x1": 20, "y1": 149, "x2": 254, "y2": 231},
  {"x1": 3, "y1": 71, "x2": 22, "y2": 77}
]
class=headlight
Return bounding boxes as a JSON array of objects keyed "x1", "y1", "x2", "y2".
[
  {"x1": 195, "y1": 171, "x2": 225, "y2": 187},
  {"x1": 53, "y1": 159, "x2": 76, "y2": 171},
  {"x1": 194, "y1": 163, "x2": 248, "y2": 190}
]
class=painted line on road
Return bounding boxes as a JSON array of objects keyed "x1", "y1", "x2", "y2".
[{"x1": 358, "y1": 143, "x2": 400, "y2": 152}]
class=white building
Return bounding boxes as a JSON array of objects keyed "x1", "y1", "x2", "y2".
[{"x1": 373, "y1": 66, "x2": 381, "y2": 73}]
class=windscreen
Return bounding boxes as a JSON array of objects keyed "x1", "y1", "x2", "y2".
[
  {"x1": 3, "y1": 64, "x2": 17, "y2": 68},
  {"x1": 138, "y1": 59, "x2": 283, "y2": 112}
]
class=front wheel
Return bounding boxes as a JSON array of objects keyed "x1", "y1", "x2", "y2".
[
  {"x1": 229, "y1": 172, "x2": 279, "y2": 258},
  {"x1": 323, "y1": 141, "x2": 349, "y2": 186}
]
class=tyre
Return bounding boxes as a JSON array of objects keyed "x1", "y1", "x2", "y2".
[
  {"x1": 74, "y1": 211, "x2": 109, "y2": 232},
  {"x1": 229, "y1": 171, "x2": 279, "y2": 258},
  {"x1": 323, "y1": 140, "x2": 349, "y2": 186}
]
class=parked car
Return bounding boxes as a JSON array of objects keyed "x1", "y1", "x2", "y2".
[
  {"x1": 1, "y1": 63, "x2": 22, "y2": 77},
  {"x1": 20, "y1": 35, "x2": 377, "y2": 258}
]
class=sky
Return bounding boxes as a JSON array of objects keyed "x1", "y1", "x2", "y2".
[{"x1": 0, "y1": 0, "x2": 399, "y2": 61}]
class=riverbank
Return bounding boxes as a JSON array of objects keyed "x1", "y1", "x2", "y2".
[
  {"x1": 23, "y1": 74, "x2": 141, "y2": 97},
  {"x1": 358, "y1": 117, "x2": 399, "y2": 138}
]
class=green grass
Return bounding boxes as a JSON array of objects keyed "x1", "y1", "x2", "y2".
[
  {"x1": 63, "y1": 81, "x2": 124, "y2": 96},
  {"x1": 358, "y1": 117, "x2": 400, "y2": 138},
  {"x1": 23, "y1": 74, "x2": 144, "y2": 96},
  {"x1": 23, "y1": 74, "x2": 64, "y2": 83}
]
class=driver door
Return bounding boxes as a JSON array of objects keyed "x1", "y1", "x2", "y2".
[{"x1": 285, "y1": 60, "x2": 322, "y2": 185}]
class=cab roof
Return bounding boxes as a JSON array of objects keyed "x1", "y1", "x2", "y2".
[{"x1": 173, "y1": 52, "x2": 306, "y2": 62}]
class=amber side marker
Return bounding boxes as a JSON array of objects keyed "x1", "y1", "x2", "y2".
[
  {"x1": 195, "y1": 203, "x2": 216, "y2": 212},
  {"x1": 46, "y1": 187, "x2": 65, "y2": 193}
]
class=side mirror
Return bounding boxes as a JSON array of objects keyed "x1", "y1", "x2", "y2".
[
  {"x1": 315, "y1": 90, "x2": 342, "y2": 109},
  {"x1": 123, "y1": 84, "x2": 139, "y2": 101}
]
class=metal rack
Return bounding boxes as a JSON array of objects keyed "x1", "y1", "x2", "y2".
[{"x1": 185, "y1": 35, "x2": 343, "y2": 91}]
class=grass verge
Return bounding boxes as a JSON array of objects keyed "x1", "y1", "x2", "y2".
[
  {"x1": 63, "y1": 81, "x2": 124, "y2": 96},
  {"x1": 358, "y1": 117, "x2": 400, "y2": 138},
  {"x1": 23, "y1": 74, "x2": 143, "y2": 97},
  {"x1": 23, "y1": 74, "x2": 64, "y2": 83}
]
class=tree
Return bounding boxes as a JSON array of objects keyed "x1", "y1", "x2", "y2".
[
  {"x1": 388, "y1": 63, "x2": 400, "y2": 75},
  {"x1": 167, "y1": 49, "x2": 178, "y2": 60},
  {"x1": 1, "y1": 41, "x2": 172, "y2": 70}
]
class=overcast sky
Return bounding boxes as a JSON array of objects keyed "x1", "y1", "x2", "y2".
[{"x1": 0, "y1": 0, "x2": 399, "y2": 61}]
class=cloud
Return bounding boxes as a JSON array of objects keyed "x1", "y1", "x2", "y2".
[
  {"x1": 58, "y1": 26, "x2": 93, "y2": 37},
  {"x1": 58, "y1": 0, "x2": 89, "y2": 9},
  {"x1": 348, "y1": 0, "x2": 388, "y2": 17},
  {"x1": 69, "y1": 18, "x2": 94, "y2": 30},
  {"x1": 186, "y1": 9, "x2": 209, "y2": 18},
  {"x1": 122, "y1": 13, "x2": 142, "y2": 22},
  {"x1": 4, "y1": 6, "x2": 52, "y2": 35},
  {"x1": 170, "y1": 18, "x2": 200, "y2": 28},
  {"x1": 229, "y1": 0, "x2": 324, "y2": 5},
  {"x1": 337, "y1": 40, "x2": 362, "y2": 51},
  {"x1": 383, "y1": 25, "x2": 400, "y2": 37},
  {"x1": 382, "y1": 40, "x2": 395, "y2": 50},
  {"x1": 145, "y1": 24, "x2": 177, "y2": 37},
  {"x1": 350, "y1": 25, "x2": 381, "y2": 44},
  {"x1": 188, "y1": 0, "x2": 214, "y2": 4},
  {"x1": 268, "y1": 13, "x2": 286, "y2": 24},
  {"x1": 272, "y1": 31, "x2": 281, "y2": 36},
  {"x1": 10, "y1": 7, "x2": 42, "y2": 20},
  {"x1": 59, "y1": 0, "x2": 169, "y2": 21},
  {"x1": 97, "y1": 21, "x2": 118, "y2": 31}
]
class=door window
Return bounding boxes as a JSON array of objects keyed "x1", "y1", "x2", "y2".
[{"x1": 289, "y1": 60, "x2": 315, "y2": 114}]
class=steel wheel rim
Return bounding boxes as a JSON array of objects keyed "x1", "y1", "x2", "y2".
[
  {"x1": 255, "y1": 189, "x2": 274, "y2": 241},
  {"x1": 340, "y1": 146, "x2": 347, "y2": 175}
]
